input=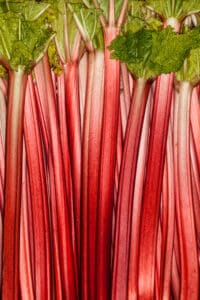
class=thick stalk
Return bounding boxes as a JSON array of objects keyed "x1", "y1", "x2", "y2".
[
  {"x1": 175, "y1": 81, "x2": 199, "y2": 299},
  {"x1": 127, "y1": 92, "x2": 152, "y2": 300},
  {"x1": 24, "y1": 76, "x2": 51, "y2": 300},
  {"x1": 57, "y1": 71, "x2": 75, "y2": 255},
  {"x1": 112, "y1": 79, "x2": 150, "y2": 300},
  {"x1": 42, "y1": 55, "x2": 78, "y2": 299},
  {"x1": 138, "y1": 73, "x2": 174, "y2": 299},
  {"x1": 2, "y1": 69, "x2": 27, "y2": 300},
  {"x1": 64, "y1": 61, "x2": 81, "y2": 263},
  {"x1": 81, "y1": 49, "x2": 104, "y2": 300},
  {"x1": 87, "y1": 50, "x2": 104, "y2": 300},
  {"x1": 96, "y1": 27, "x2": 120, "y2": 300}
]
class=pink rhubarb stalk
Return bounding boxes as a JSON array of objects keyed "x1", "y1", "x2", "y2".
[
  {"x1": 81, "y1": 48, "x2": 105, "y2": 299},
  {"x1": 174, "y1": 81, "x2": 199, "y2": 299},
  {"x1": 96, "y1": 27, "x2": 120, "y2": 299},
  {"x1": 24, "y1": 76, "x2": 51, "y2": 300},
  {"x1": 2, "y1": 69, "x2": 27, "y2": 300},
  {"x1": 138, "y1": 73, "x2": 174, "y2": 299},
  {"x1": 64, "y1": 61, "x2": 81, "y2": 262},
  {"x1": 112, "y1": 79, "x2": 150, "y2": 300}
]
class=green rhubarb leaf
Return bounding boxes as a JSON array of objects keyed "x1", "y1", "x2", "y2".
[
  {"x1": 1, "y1": 0, "x2": 50, "y2": 21},
  {"x1": 23, "y1": 1, "x2": 51, "y2": 21},
  {"x1": 122, "y1": 1, "x2": 162, "y2": 33},
  {"x1": 123, "y1": 15, "x2": 147, "y2": 33},
  {"x1": 109, "y1": 29, "x2": 154, "y2": 78},
  {"x1": 0, "y1": 10, "x2": 55, "y2": 72},
  {"x1": 149, "y1": 26, "x2": 200, "y2": 74},
  {"x1": 109, "y1": 26, "x2": 200, "y2": 79},
  {"x1": 146, "y1": 0, "x2": 200, "y2": 20}
]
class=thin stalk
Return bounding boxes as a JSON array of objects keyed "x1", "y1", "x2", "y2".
[
  {"x1": 175, "y1": 81, "x2": 199, "y2": 299},
  {"x1": 64, "y1": 61, "x2": 81, "y2": 264},
  {"x1": 108, "y1": 0, "x2": 115, "y2": 27},
  {"x1": 190, "y1": 136, "x2": 200, "y2": 242},
  {"x1": 117, "y1": 0, "x2": 128, "y2": 28},
  {"x1": 2, "y1": 68, "x2": 27, "y2": 300},
  {"x1": 190, "y1": 86, "x2": 200, "y2": 172},
  {"x1": 34, "y1": 61, "x2": 50, "y2": 153},
  {"x1": 138, "y1": 73, "x2": 174, "y2": 299},
  {"x1": 0, "y1": 91, "x2": 5, "y2": 211},
  {"x1": 112, "y1": 79, "x2": 150, "y2": 300},
  {"x1": 160, "y1": 120, "x2": 175, "y2": 300},
  {"x1": 121, "y1": 63, "x2": 131, "y2": 116},
  {"x1": 20, "y1": 149, "x2": 34, "y2": 300},
  {"x1": 171, "y1": 251, "x2": 180, "y2": 300},
  {"x1": 81, "y1": 50, "x2": 95, "y2": 300},
  {"x1": 79, "y1": 53, "x2": 88, "y2": 133}
]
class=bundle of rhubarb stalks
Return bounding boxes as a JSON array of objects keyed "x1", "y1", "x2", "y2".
[{"x1": 0, "y1": 0, "x2": 200, "y2": 299}]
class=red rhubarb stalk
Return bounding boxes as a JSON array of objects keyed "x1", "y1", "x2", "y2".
[
  {"x1": 174, "y1": 81, "x2": 199, "y2": 299},
  {"x1": 42, "y1": 54, "x2": 78, "y2": 299},
  {"x1": 96, "y1": 26, "x2": 120, "y2": 299},
  {"x1": 0, "y1": 86, "x2": 6, "y2": 210},
  {"x1": 57, "y1": 71, "x2": 75, "y2": 253},
  {"x1": 64, "y1": 61, "x2": 81, "y2": 262},
  {"x1": 81, "y1": 50, "x2": 95, "y2": 300},
  {"x1": 138, "y1": 73, "x2": 174, "y2": 299},
  {"x1": 160, "y1": 120, "x2": 175, "y2": 300},
  {"x1": 112, "y1": 79, "x2": 150, "y2": 300},
  {"x1": 190, "y1": 137, "x2": 200, "y2": 241},
  {"x1": 81, "y1": 49, "x2": 104, "y2": 299},
  {"x1": 24, "y1": 76, "x2": 51, "y2": 300},
  {"x1": 127, "y1": 92, "x2": 152, "y2": 300},
  {"x1": 88, "y1": 50, "x2": 104, "y2": 300},
  {"x1": 20, "y1": 152, "x2": 34, "y2": 300},
  {"x1": 190, "y1": 87, "x2": 200, "y2": 172},
  {"x1": 120, "y1": 63, "x2": 131, "y2": 136},
  {"x1": 2, "y1": 69, "x2": 27, "y2": 300},
  {"x1": 34, "y1": 60, "x2": 50, "y2": 153}
]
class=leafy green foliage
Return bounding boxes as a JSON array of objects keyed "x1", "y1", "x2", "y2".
[
  {"x1": 146, "y1": 0, "x2": 200, "y2": 20},
  {"x1": 109, "y1": 26, "x2": 200, "y2": 79},
  {"x1": 122, "y1": 1, "x2": 162, "y2": 34},
  {"x1": 0, "y1": 0, "x2": 50, "y2": 20},
  {"x1": 0, "y1": 5, "x2": 54, "y2": 72}
]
